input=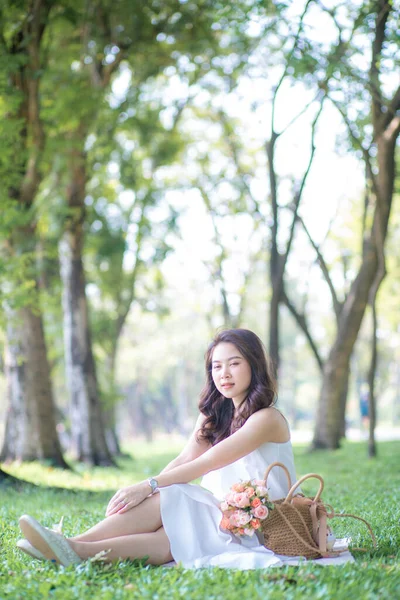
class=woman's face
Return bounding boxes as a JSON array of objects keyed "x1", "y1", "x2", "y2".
[{"x1": 211, "y1": 342, "x2": 252, "y2": 408}]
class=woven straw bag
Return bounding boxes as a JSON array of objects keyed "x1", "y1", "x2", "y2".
[{"x1": 260, "y1": 462, "x2": 376, "y2": 559}]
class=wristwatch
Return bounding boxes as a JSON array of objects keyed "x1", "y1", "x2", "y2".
[{"x1": 147, "y1": 477, "x2": 159, "y2": 494}]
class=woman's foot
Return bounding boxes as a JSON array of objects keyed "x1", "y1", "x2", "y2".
[{"x1": 19, "y1": 515, "x2": 82, "y2": 567}]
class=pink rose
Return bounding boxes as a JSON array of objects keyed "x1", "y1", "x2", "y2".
[
  {"x1": 250, "y1": 518, "x2": 261, "y2": 529},
  {"x1": 256, "y1": 486, "x2": 269, "y2": 497},
  {"x1": 236, "y1": 511, "x2": 252, "y2": 526},
  {"x1": 244, "y1": 528, "x2": 255, "y2": 536},
  {"x1": 220, "y1": 501, "x2": 229, "y2": 512},
  {"x1": 232, "y1": 483, "x2": 245, "y2": 493},
  {"x1": 251, "y1": 497, "x2": 261, "y2": 508},
  {"x1": 253, "y1": 505, "x2": 269, "y2": 520},
  {"x1": 234, "y1": 492, "x2": 250, "y2": 508},
  {"x1": 229, "y1": 511, "x2": 242, "y2": 527},
  {"x1": 225, "y1": 492, "x2": 236, "y2": 505},
  {"x1": 245, "y1": 487, "x2": 255, "y2": 498},
  {"x1": 230, "y1": 510, "x2": 251, "y2": 528}
]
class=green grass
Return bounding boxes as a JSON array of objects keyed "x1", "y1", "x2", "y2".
[{"x1": 0, "y1": 439, "x2": 399, "y2": 599}]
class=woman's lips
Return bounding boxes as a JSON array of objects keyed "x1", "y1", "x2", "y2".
[{"x1": 221, "y1": 383, "x2": 234, "y2": 389}]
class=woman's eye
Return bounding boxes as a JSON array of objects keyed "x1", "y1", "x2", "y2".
[{"x1": 230, "y1": 362, "x2": 239, "y2": 367}]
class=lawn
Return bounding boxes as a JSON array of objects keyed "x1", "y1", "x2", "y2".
[{"x1": 0, "y1": 439, "x2": 399, "y2": 599}]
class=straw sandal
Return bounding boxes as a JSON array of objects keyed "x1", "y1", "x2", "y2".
[{"x1": 19, "y1": 515, "x2": 82, "y2": 567}]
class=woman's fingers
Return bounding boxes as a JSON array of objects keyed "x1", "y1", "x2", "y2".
[
  {"x1": 105, "y1": 482, "x2": 148, "y2": 516},
  {"x1": 116, "y1": 500, "x2": 131, "y2": 514},
  {"x1": 106, "y1": 491, "x2": 128, "y2": 516}
]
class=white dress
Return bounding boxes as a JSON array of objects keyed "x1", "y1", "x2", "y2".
[{"x1": 159, "y1": 440, "x2": 354, "y2": 569}]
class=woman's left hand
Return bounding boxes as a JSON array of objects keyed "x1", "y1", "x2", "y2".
[{"x1": 106, "y1": 481, "x2": 151, "y2": 516}]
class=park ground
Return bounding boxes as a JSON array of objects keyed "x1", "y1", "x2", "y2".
[{"x1": 0, "y1": 439, "x2": 399, "y2": 600}]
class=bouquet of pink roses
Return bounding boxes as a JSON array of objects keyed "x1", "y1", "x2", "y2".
[{"x1": 219, "y1": 479, "x2": 274, "y2": 537}]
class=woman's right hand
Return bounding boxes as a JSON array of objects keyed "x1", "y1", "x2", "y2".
[{"x1": 105, "y1": 481, "x2": 151, "y2": 516}]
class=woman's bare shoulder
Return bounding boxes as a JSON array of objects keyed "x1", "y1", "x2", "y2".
[
  {"x1": 248, "y1": 406, "x2": 290, "y2": 442},
  {"x1": 195, "y1": 412, "x2": 208, "y2": 425}
]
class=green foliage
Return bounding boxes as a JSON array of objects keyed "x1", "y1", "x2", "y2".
[{"x1": 0, "y1": 440, "x2": 399, "y2": 598}]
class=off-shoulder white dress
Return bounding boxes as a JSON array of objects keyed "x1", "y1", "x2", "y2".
[{"x1": 159, "y1": 440, "x2": 354, "y2": 569}]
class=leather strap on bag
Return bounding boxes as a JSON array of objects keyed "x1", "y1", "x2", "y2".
[{"x1": 284, "y1": 472, "x2": 326, "y2": 552}]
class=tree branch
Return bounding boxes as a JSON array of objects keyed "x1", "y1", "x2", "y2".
[
  {"x1": 198, "y1": 186, "x2": 233, "y2": 325},
  {"x1": 19, "y1": 0, "x2": 53, "y2": 204},
  {"x1": 328, "y1": 96, "x2": 380, "y2": 199},
  {"x1": 369, "y1": 0, "x2": 391, "y2": 130},
  {"x1": 383, "y1": 114, "x2": 400, "y2": 143},
  {"x1": 270, "y1": 0, "x2": 314, "y2": 136},
  {"x1": 114, "y1": 197, "x2": 148, "y2": 340},
  {"x1": 279, "y1": 94, "x2": 320, "y2": 137},
  {"x1": 296, "y1": 215, "x2": 342, "y2": 321},
  {"x1": 379, "y1": 84, "x2": 400, "y2": 133},
  {"x1": 281, "y1": 288, "x2": 324, "y2": 372},
  {"x1": 280, "y1": 98, "x2": 325, "y2": 277},
  {"x1": 266, "y1": 130, "x2": 280, "y2": 281},
  {"x1": 217, "y1": 109, "x2": 263, "y2": 218}
]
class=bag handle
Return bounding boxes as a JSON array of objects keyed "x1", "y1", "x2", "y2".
[
  {"x1": 263, "y1": 461, "x2": 293, "y2": 490},
  {"x1": 329, "y1": 512, "x2": 377, "y2": 550},
  {"x1": 284, "y1": 473, "x2": 324, "y2": 503}
]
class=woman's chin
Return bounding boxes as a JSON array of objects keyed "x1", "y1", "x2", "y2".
[{"x1": 220, "y1": 390, "x2": 234, "y2": 398}]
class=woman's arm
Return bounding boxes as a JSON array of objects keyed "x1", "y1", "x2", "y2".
[
  {"x1": 155, "y1": 407, "x2": 288, "y2": 487},
  {"x1": 160, "y1": 413, "x2": 210, "y2": 473},
  {"x1": 106, "y1": 408, "x2": 288, "y2": 515}
]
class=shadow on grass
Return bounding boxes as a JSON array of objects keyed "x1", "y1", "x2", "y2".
[{"x1": 0, "y1": 451, "x2": 176, "y2": 497}]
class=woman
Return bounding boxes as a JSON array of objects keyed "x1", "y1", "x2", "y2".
[{"x1": 17, "y1": 329, "x2": 351, "y2": 569}]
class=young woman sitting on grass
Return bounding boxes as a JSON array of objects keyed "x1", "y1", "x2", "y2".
[{"x1": 17, "y1": 328, "x2": 352, "y2": 569}]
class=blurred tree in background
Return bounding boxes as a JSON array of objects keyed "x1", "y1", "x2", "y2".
[
  {"x1": 0, "y1": 0, "x2": 399, "y2": 468},
  {"x1": 0, "y1": 0, "x2": 67, "y2": 466}
]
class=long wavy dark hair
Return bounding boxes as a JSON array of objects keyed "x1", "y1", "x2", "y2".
[{"x1": 197, "y1": 329, "x2": 277, "y2": 446}]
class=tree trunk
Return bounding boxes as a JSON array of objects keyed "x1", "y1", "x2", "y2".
[
  {"x1": 313, "y1": 241, "x2": 380, "y2": 448},
  {"x1": 367, "y1": 298, "x2": 378, "y2": 458},
  {"x1": 313, "y1": 134, "x2": 398, "y2": 448},
  {"x1": 104, "y1": 409, "x2": 123, "y2": 456},
  {"x1": 0, "y1": 0, "x2": 68, "y2": 467},
  {"x1": 176, "y1": 360, "x2": 191, "y2": 436},
  {"x1": 1, "y1": 309, "x2": 68, "y2": 466},
  {"x1": 103, "y1": 344, "x2": 124, "y2": 456},
  {"x1": 59, "y1": 236, "x2": 114, "y2": 465},
  {"x1": 267, "y1": 101, "x2": 322, "y2": 377},
  {"x1": 338, "y1": 368, "x2": 350, "y2": 439},
  {"x1": 59, "y1": 166, "x2": 114, "y2": 465},
  {"x1": 269, "y1": 282, "x2": 281, "y2": 377},
  {"x1": 266, "y1": 133, "x2": 280, "y2": 373}
]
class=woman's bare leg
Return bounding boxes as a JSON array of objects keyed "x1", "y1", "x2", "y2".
[
  {"x1": 70, "y1": 494, "x2": 162, "y2": 542},
  {"x1": 69, "y1": 527, "x2": 173, "y2": 565}
]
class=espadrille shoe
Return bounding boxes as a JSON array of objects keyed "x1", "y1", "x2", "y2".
[
  {"x1": 19, "y1": 515, "x2": 82, "y2": 567},
  {"x1": 16, "y1": 538, "x2": 46, "y2": 560},
  {"x1": 17, "y1": 517, "x2": 65, "y2": 561}
]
